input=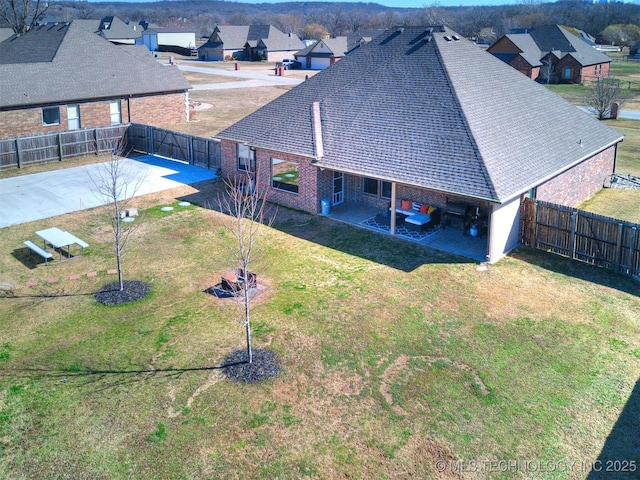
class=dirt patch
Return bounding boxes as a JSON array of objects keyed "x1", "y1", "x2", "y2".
[{"x1": 380, "y1": 354, "x2": 490, "y2": 414}]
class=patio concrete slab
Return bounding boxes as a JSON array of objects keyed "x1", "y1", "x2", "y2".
[{"x1": 0, "y1": 154, "x2": 218, "y2": 228}]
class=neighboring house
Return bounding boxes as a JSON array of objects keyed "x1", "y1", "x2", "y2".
[
  {"x1": 487, "y1": 25, "x2": 611, "y2": 84},
  {"x1": 0, "y1": 28, "x2": 13, "y2": 42},
  {"x1": 75, "y1": 16, "x2": 142, "y2": 45},
  {"x1": 198, "y1": 25, "x2": 303, "y2": 61},
  {"x1": 141, "y1": 27, "x2": 197, "y2": 55},
  {"x1": 0, "y1": 22, "x2": 191, "y2": 139},
  {"x1": 295, "y1": 31, "x2": 384, "y2": 70},
  {"x1": 215, "y1": 26, "x2": 623, "y2": 264}
]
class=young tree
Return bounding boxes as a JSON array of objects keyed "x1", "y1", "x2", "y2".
[
  {"x1": 585, "y1": 76, "x2": 628, "y2": 120},
  {"x1": 215, "y1": 171, "x2": 276, "y2": 364},
  {"x1": 540, "y1": 58, "x2": 555, "y2": 85},
  {"x1": 0, "y1": 0, "x2": 49, "y2": 34},
  {"x1": 89, "y1": 137, "x2": 145, "y2": 292}
]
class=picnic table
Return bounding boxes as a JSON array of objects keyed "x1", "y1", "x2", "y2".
[{"x1": 35, "y1": 227, "x2": 88, "y2": 262}]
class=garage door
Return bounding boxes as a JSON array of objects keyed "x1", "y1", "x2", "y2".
[{"x1": 310, "y1": 57, "x2": 331, "y2": 70}]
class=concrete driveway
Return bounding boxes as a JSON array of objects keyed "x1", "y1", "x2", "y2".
[{"x1": 0, "y1": 155, "x2": 218, "y2": 228}]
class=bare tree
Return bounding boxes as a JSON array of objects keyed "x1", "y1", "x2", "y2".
[
  {"x1": 539, "y1": 58, "x2": 555, "y2": 85},
  {"x1": 585, "y1": 76, "x2": 628, "y2": 120},
  {"x1": 0, "y1": 0, "x2": 49, "y2": 33},
  {"x1": 89, "y1": 138, "x2": 145, "y2": 292},
  {"x1": 215, "y1": 171, "x2": 276, "y2": 364}
]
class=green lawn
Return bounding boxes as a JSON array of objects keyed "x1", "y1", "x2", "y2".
[{"x1": 0, "y1": 181, "x2": 638, "y2": 479}]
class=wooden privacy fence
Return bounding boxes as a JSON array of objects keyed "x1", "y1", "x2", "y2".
[
  {"x1": 0, "y1": 124, "x2": 221, "y2": 172},
  {"x1": 0, "y1": 125, "x2": 129, "y2": 170},
  {"x1": 127, "y1": 124, "x2": 221, "y2": 171},
  {"x1": 522, "y1": 198, "x2": 640, "y2": 276}
]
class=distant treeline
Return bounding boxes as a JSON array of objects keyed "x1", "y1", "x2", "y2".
[{"x1": 33, "y1": 1, "x2": 640, "y2": 44}]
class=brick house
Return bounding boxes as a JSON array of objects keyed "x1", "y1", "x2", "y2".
[
  {"x1": 198, "y1": 25, "x2": 303, "y2": 62},
  {"x1": 216, "y1": 26, "x2": 623, "y2": 263},
  {"x1": 294, "y1": 30, "x2": 384, "y2": 70},
  {"x1": 0, "y1": 22, "x2": 191, "y2": 139},
  {"x1": 487, "y1": 25, "x2": 611, "y2": 84}
]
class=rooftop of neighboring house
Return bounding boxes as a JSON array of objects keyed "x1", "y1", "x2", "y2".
[
  {"x1": 492, "y1": 24, "x2": 611, "y2": 67},
  {"x1": 0, "y1": 22, "x2": 190, "y2": 109},
  {"x1": 296, "y1": 30, "x2": 385, "y2": 57},
  {"x1": 200, "y1": 24, "x2": 301, "y2": 50},
  {"x1": 75, "y1": 16, "x2": 142, "y2": 41},
  {"x1": 217, "y1": 26, "x2": 622, "y2": 204}
]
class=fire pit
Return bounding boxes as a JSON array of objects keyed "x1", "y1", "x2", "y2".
[{"x1": 221, "y1": 269, "x2": 257, "y2": 293}]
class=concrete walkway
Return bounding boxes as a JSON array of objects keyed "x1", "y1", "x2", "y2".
[
  {"x1": 0, "y1": 155, "x2": 218, "y2": 228},
  {"x1": 178, "y1": 63, "x2": 303, "y2": 90}
]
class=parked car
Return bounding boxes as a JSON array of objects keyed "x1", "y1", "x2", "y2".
[{"x1": 281, "y1": 59, "x2": 301, "y2": 70}]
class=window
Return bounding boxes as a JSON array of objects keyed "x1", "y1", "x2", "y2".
[
  {"x1": 362, "y1": 177, "x2": 391, "y2": 198},
  {"x1": 42, "y1": 106, "x2": 60, "y2": 126},
  {"x1": 237, "y1": 144, "x2": 255, "y2": 172},
  {"x1": 272, "y1": 158, "x2": 299, "y2": 193},
  {"x1": 110, "y1": 100, "x2": 121, "y2": 125},
  {"x1": 67, "y1": 104, "x2": 80, "y2": 130}
]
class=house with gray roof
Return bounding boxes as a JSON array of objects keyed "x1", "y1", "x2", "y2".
[
  {"x1": 198, "y1": 25, "x2": 303, "y2": 62},
  {"x1": 487, "y1": 25, "x2": 611, "y2": 84},
  {"x1": 295, "y1": 31, "x2": 384, "y2": 70},
  {"x1": 0, "y1": 22, "x2": 191, "y2": 139},
  {"x1": 215, "y1": 26, "x2": 623, "y2": 263},
  {"x1": 75, "y1": 16, "x2": 142, "y2": 45}
]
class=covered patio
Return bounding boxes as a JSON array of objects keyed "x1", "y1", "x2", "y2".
[{"x1": 326, "y1": 202, "x2": 489, "y2": 263}]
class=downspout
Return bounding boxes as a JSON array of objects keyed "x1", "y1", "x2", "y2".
[
  {"x1": 127, "y1": 96, "x2": 131, "y2": 123},
  {"x1": 390, "y1": 183, "x2": 397, "y2": 235}
]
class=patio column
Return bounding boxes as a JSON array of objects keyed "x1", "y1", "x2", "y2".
[{"x1": 390, "y1": 182, "x2": 397, "y2": 235}]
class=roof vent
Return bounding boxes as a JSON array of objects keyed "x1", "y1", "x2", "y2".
[
  {"x1": 444, "y1": 36, "x2": 452, "y2": 42},
  {"x1": 396, "y1": 27, "x2": 404, "y2": 33},
  {"x1": 452, "y1": 35, "x2": 460, "y2": 41}
]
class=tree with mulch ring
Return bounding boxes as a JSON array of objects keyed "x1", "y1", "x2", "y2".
[
  {"x1": 94, "y1": 280, "x2": 150, "y2": 306},
  {"x1": 221, "y1": 348, "x2": 280, "y2": 383}
]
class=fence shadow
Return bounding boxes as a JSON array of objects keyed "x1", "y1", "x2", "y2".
[
  {"x1": 509, "y1": 247, "x2": 639, "y2": 297},
  {"x1": 587, "y1": 378, "x2": 640, "y2": 480}
]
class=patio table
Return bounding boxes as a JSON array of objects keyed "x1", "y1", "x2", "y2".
[{"x1": 35, "y1": 227, "x2": 85, "y2": 262}]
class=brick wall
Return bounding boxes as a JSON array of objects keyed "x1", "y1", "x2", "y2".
[
  {"x1": 0, "y1": 92, "x2": 187, "y2": 139},
  {"x1": 535, "y1": 145, "x2": 616, "y2": 207},
  {"x1": 220, "y1": 140, "x2": 319, "y2": 213},
  {"x1": 509, "y1": 55, "x2": 535, "y2": 79}
]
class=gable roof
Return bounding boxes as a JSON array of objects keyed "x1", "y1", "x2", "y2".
[
  {"x1": 75, "y1": 16, "x2": 142, "y2": 42},
  {"x1": 497, "y1": 25, "x2": 610, "y2": 68},
  {"x1": 201, "y1": 24, "x2": 301, "y2": 51},
  {"x1": 257, "y1": 31, "x2": 303, "y2": 52},
  {"x1": 217, "y1": 26, "x2": 622, "y2": 204},
  {"x1": 0, "y1": 22, "x2": 190, "y2": 109}
]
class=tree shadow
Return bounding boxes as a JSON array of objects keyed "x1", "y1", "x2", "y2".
[
  {"x1": 0, "y1": 362, "x2": 249, "y2": 394},
  {"x1": 587, "y1": 377, "x2": 640, "y2": 479}
]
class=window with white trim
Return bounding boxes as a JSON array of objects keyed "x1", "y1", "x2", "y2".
[
  {"x1": 67, "y1": 104, "x2": 81, "y2": 130},
  {"x1": 110, "y1": 100, "x2": 122, "y2": 125},
  {"x1": 237, "y1": 144, "x2": 256, "y2": 172}
]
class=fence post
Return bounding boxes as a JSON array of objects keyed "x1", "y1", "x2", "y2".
[
  {"x1": 15, "y1": 138, "x2": 22, "y2": 168},
  {"x1": 615, "y1": 223, "x2": 625, "y2": 273},
  {"x1": 148, "y1": 126, "x2": 154, "y2": 154},
  {"x1": 94, "y1": 128, "x2": 99, "y2": 155},
  {"x1": 570, "y1": 211, "x2": 578, "y2": 259},
  {"x1": 57, "y1": 133, "x2": 63, "y2": 162}
]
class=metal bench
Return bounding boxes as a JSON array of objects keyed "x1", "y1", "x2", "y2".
[{"x1": 24, "y1": 240, "x2": 53, "y2": 265}]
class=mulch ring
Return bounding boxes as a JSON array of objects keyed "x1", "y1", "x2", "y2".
[
  {"x1": 94, "y1": 280, "x2": 150, "y2": 306},
  {"x1": 221, "y1": 348, "x2": 280, "y2": 383}
]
